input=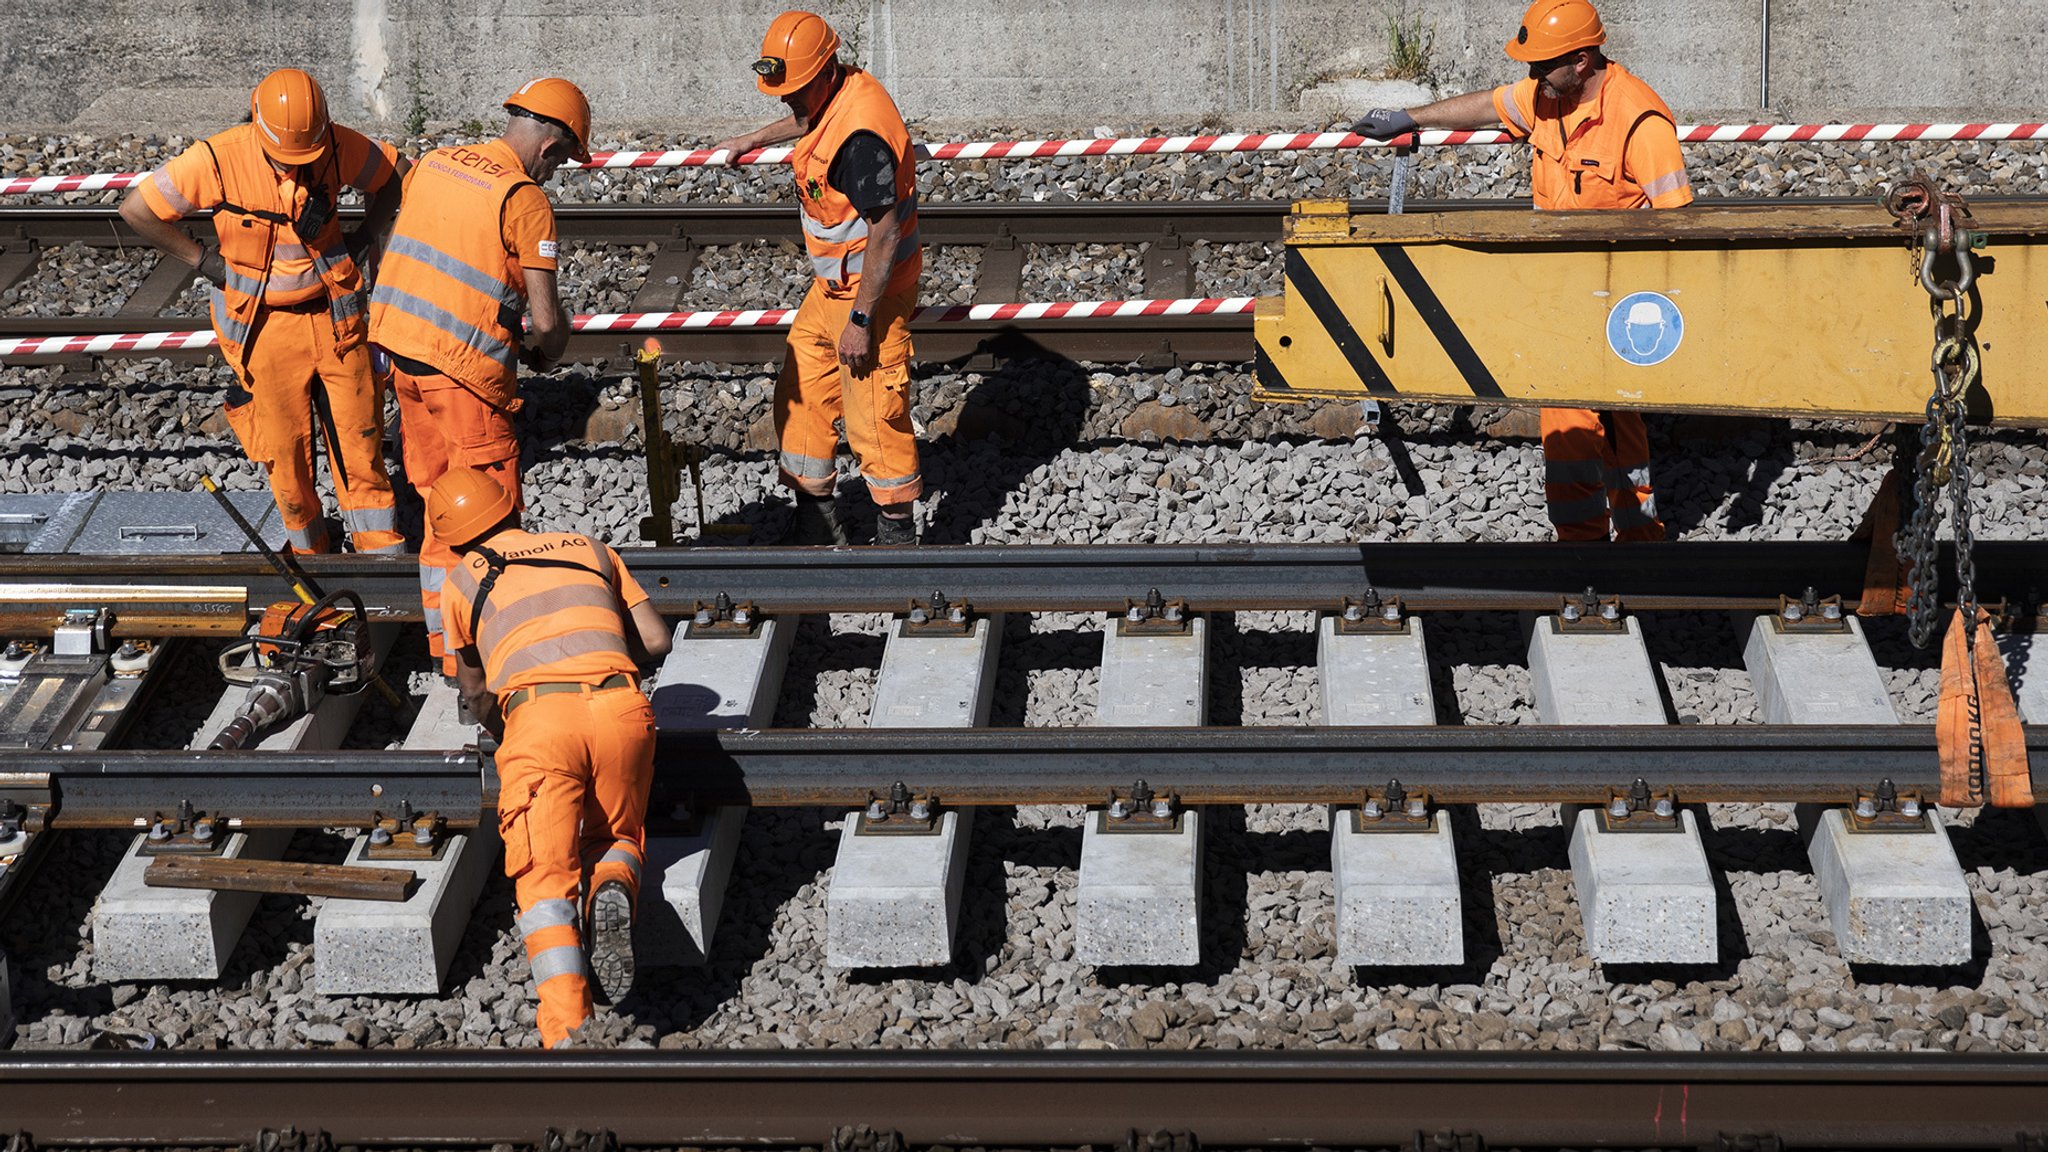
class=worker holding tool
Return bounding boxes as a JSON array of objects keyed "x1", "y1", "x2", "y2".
[
  {"x1": 429, "y1": 467, "x2": 671, "y2": 1048},
  {"x1": 119, "y1": 68, "x2": 407, "y2": 556},
  {"x1": 1351, "y1": 0, "x2": 1692, "y2": 542},
  {"x1": 369, "y1": 77, "x2": 586, "y2": 676},
  {"x1": 709, "y1": 10, "x2": 925, "y2": 546}
]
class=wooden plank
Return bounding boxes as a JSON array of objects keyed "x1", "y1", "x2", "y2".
[{"x1": 145, "y1": 854, "x2": 415, "y2": 901}]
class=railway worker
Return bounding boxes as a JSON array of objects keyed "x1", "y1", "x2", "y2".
[
  {"x1": 118, "y1": 68, "x2": 406, "y2": 556},
  {"x1": 427, "y1": 466, "x2": 672, "y2": 1048},
  {"x1": 709, "y1": 10, "x2": 925, "y2": 546},
  {"x1": 1351, "y1": 0, "x2": 1692, "y2": 542},
  {"x1": 369, "y1": 77, "x2": 587, "y2": 676}
]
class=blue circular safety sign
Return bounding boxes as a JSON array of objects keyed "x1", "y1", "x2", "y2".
[{"x1": 1606, "y1": 291, "x2": 1684, "y2": 367}]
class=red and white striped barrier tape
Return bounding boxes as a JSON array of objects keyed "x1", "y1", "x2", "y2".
[
  {"x1": 0, "y1": 296, "x2": 1257, "y2": 358},
  {"x1": 7, "y1": 121, "x2": 2047, "y2": 195}
]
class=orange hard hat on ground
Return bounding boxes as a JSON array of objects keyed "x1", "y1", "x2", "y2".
[
  {"x1": 428, "y1": 467, "x2": 516, "y2": 547},
  {"x1": 505, "y1": 77, "x2": 593, "y2": 163},
  {"x1": 754, "y1": 10, "x2": 841, "y2": 97},
  {"x1": 1505, "y1": 0, "x2": 1607, "y2": 62},
  {"x1": 250, "y1": 69, "x2": 332, "y2": 165}
]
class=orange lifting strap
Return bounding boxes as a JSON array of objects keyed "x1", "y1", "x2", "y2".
[{"x1": 1938, "y1": 607, "x2": 2033, "y2": 809}]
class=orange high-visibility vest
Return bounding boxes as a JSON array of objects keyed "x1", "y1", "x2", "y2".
[
  {"x1": 182, "y1": 125, "x2": 373, "y2": 369},
  {"x1": 788, "y1": 69, "x2": 922, "y2": 295},
  {"x1": 369, "y1": 141, "x2": 540, "y2": 412},
  {"x1": 1493, "y1": 63, "x2": 1692, "y2": 211},
  {"x1": 441, "y1": 530, "x2": 643, "y2": 697}
]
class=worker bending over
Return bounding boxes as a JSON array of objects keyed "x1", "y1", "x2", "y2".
[
  {"x1": 1353, "y1": 0, "x2": 1692, "y2": 541},
  {"x1": 430, "y1": 467, "x2": 671, "y2": 1048},
  {"x1": 370, "y1": 78, "x2": 587, "y2": 674},
  {"x1": 712, "y1": 10, "x2": 925, "y2": 545},
  {"x1": 120, "y1": 68, "x2": 405, "y2": 555}
]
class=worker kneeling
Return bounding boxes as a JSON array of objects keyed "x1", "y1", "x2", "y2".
[{"x1": 428, "y1": 468, "x2": 672, "y2": 1047}]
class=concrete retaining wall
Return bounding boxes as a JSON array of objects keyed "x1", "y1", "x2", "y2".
[{"x1": 4, "y1": 1, "x2": 2044, "y2": 134}]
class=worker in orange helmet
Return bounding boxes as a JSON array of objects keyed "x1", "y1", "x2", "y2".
[
  {"x1": 710, "y1": 10, "x2": 925, "y2": 546},
  {"x1": 119, "y1": 68, "x2": 407, "y2": 556},
  {"x1": 429, "y1": 466, "x2": 672, "y2": 1048},
  {"x1": 370, "y1": 78, "x2": 587, "y2": 676},
  {"x1": 1352, "y1": 0, "x2": 1692, "y2": 542}
]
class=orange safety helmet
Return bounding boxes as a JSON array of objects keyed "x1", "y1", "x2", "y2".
[
  {"x1": 427, "y1": 467, "x2": 516, "y2": 547},
  {"x1": 249, "y1": 68, "x2": 332, "y2": 165},
  {"x1": 504, "y1": 77, "x2": 593, "y2": 164},
  {"x1": 1505, "y1": 0, "x2": 1607, "y2": 63},
  {"x1": 754, "y1": 10, "x2": 841, "y2": 97}
]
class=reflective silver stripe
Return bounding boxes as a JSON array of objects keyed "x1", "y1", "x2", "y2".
[
  {"x1": 812, "y1": 253, "x2": 848, "y2": 280},
  {"x1": 780, "y1": 450, "x2": 836, "y2": 479},
  {"x1": 1546, "y1": 492, "x2": 1611, "y2": 527},
  {"x1": 1544, "y1": 459, "x2": 1606, "y2": 487},
  {"x1": 209, "y1": 286, "x2": 252, "y2": 348},
  {"x1": 800, "y1": 206, "x2": 869, "y2": 245},
  {"x1": 494, "y1": 630, "x2": 633, "y2": 684},
  {"x1": 358, "y1": 539, "x2": 406, "y2": 555},
  {"x1": 1500, "y1": 90, "x2": 1532, "y2": 133},
  {"x1": 369, "y1": 284, "x2": 517, "y2": 369},
  {"x1": 1604, "y1": 464, "x2": 1654, "y2": 491},
  {"x1": 351, "y1": 145, "x2": 391, "y2": 191},
  {"x1": 330, "y1": 291, "x2": 364, "y2": 321},
  {"x1": 223, "y1": 265, "x2": 264, "y2": 297},
  {"x1": 151, "y1": 168, "x2": 197, "y2": 215},
  {"x1": 598, "y1": 846, "x2": 642, "y2": 880},
  {"x1": 286, "y1": 521, "x2": 329, "y2": 551},
  {"x1": 384, "y1": 234, "x2": 525, "y2": 311},
  {"x1": 517, "y1": 897, "x2": 579, "y2": 934},
  {"x1": 1611, "y1": 497, "x2": 1660, "y2": 529},
  {"x1": 864, "y1": 470, "x2": 920, "y2": 490},
  {"x1": 266, "y1": 269, "x2": 324, "y2": 294},
  {"x1": 528, "y1": 943, "x2": 589, "y2": 985},
  {"x1": 343, "y1": 505, "x2": 397, "y2": 533},
  {"x1": 423, "y1": 605, "x2": 443, "y2": 632},
  {"x1": 422, "y1": 564, "x2": 448, "y2": 591},
  {"x1": 274, "y1": 238, "x2": 349, "y2": 264},
  {"x1": 478, "y1": 584, "x2": 624, "y2": 649},
  {"x1": 1641, "y1": 170, "x2": 1692, "y2": 200}
]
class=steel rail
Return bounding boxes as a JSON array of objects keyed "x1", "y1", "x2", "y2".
[
  {"x1": 1, "y1": 1050, "x2": 2044, "y2": 1148},
  {"x1": 0, "y1": 541, "x2": 2041, "y2": 623},
  {"x1": 7, "y1": 725, "x2": 2044, "y2": 819}
]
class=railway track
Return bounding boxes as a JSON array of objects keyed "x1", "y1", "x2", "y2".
[
  {"x1": 2, "y1": 1049, "x2": 2045, "y2": 1149},
  {"x1": 7, "y1": 196, "x2": 2046, "y2": 366}
]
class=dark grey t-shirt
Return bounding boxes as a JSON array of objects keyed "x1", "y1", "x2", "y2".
[{"x1": 828, "y1": 130, "x2": 899, "y2": 214}]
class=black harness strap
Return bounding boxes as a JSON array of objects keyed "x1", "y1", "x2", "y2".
[{"x1": 464, "y1": 539, "x2": 605, "y2": 646}]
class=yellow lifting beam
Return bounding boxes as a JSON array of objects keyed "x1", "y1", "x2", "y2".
[{"x1": 1252, "y1": 198, "x2": 2048, "y2": 428}]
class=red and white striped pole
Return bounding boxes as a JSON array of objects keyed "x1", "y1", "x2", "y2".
[{"x1": 0, "y1": 297, "x2": 1259, "y2": 359}]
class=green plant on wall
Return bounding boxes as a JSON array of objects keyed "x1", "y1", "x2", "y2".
[
  {"x1": 404, "y1": 57, "x2": 429, "y2": 136},
  {"x1": 1383, "y1": 10, "x2": 1434, "y2": 81}
]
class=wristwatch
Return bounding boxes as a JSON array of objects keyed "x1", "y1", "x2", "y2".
[{"x1": 849, "y1": 309, "x2": 871, "y2": 329}]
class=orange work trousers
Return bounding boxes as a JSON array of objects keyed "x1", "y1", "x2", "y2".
[
  {"x1": 774, "y1": 279, "x2": 922, "y2": 506},
  {"x1": 1540, "y1": 407, "x2": 1665, "y2": 543},
  {"x1": 222, "y1": 306, "x2": 401, "y2": 554},
  {"x1": 389, "y1": 361, "x2": 523, "y2": 675},
  {"x1": 494, "y1": 683, "x2": 654, "y2": 1048}
]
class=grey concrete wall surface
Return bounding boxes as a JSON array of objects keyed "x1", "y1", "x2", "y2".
[{"x1": 3, "y1": 1, "x2": 2045, "y2": 135}]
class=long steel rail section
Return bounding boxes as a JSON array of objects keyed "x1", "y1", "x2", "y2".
[
  {"x1": 7, "y1": 725, "x2": 2046, "y2": 827},
  {"x1": 1, "y1": 1050, "x2": 2044, "y2": 1148},
  {"x1": 3, "y1": 540, "x2": 2044, "y2": 623}
]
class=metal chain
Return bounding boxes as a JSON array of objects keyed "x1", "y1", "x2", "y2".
[{"x1": 1885, "y1": 176, "x2": 1982, "y2": 649}]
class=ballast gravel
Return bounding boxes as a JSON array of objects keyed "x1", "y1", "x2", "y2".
[{"x1": 0, "y1": 126, "x2": 2045, "y2": 1059}]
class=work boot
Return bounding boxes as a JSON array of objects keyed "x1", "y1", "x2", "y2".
[
  {"x1": 785, "y1": 493, "x2": 849, "y2": 546},
  {"x1": 874, "y1": 510, "x2": 919, "y2": 547},
  {"x1": 587, "y1": 880, "x2": 635, "y2": 1005}
]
